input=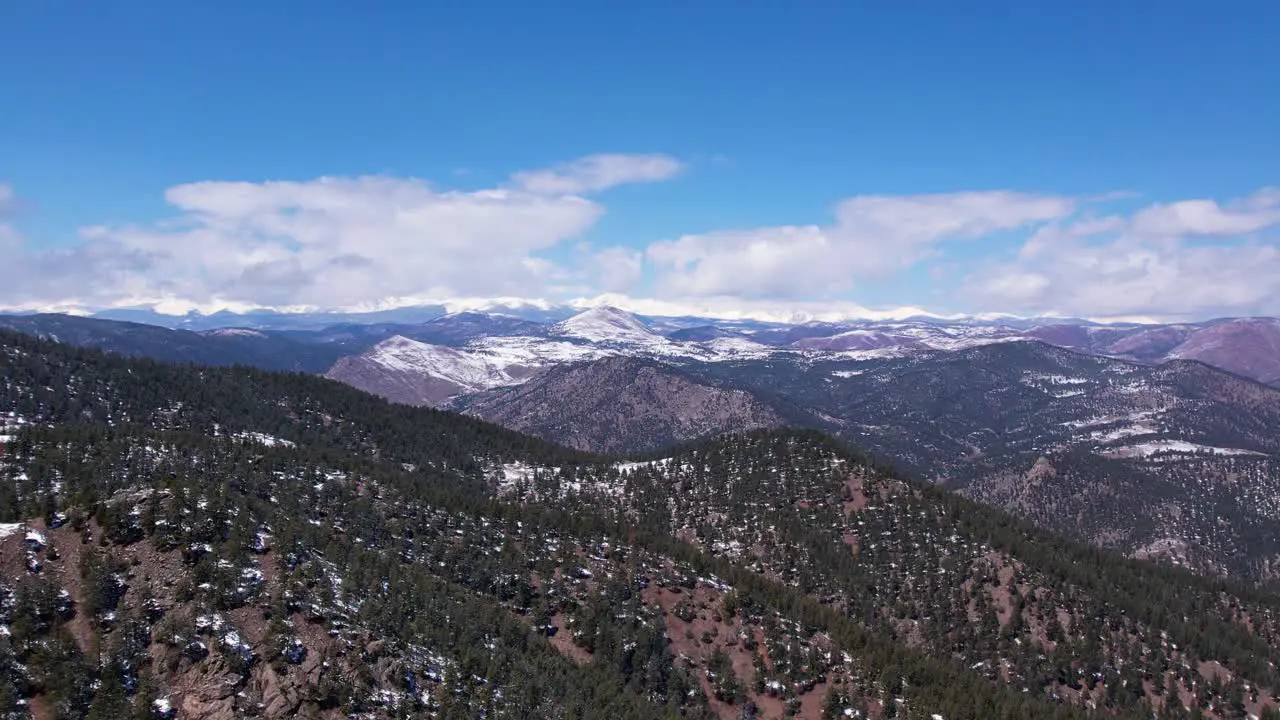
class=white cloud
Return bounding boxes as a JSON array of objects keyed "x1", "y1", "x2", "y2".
[
  {"x1": 968, "y1": 187, "x2": 1280, "y2": 319},
  {"x1": 0, "y1": 182, "x2": 16, "y2": 244},
  {"x1": 6, "y1": 167, "x2": 1280, "y2": 323},
  {"x1": 1130, "y1": 192, "x2": 1280, "y2": 237},
  {"x1": 646, "y1": 191, "x2": 1074, "y2": 298},
  {"x1": 589, "y1": 246, "x2": 644, "y2": 293},
  {"x1": 511, "y1": 153, "x2": 683, "y2": 195},
  {"x1": 0, "y1": 156, "x2": 684, "y2": 311},
  {"x1": 69, "y1": 177, "x2": 600, "y2": 308}
]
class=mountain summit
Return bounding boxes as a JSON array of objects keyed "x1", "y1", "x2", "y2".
[{"x1": 551, "y1": 305, "x2": 658, "y2": 344}]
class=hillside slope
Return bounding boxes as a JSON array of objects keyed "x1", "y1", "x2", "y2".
[
  {"x1": 0, "y1": 313, "x2": 345, "y2": 373},
  {"x1": 483, "y1": 342, "x2": 1280, "y2": 581},
  {"x1": 5, "y1": 333, "x2": 1280, "y2": 718},
  {"x1": 456, "y1": 356, "x2": 795, "y2": 452}
]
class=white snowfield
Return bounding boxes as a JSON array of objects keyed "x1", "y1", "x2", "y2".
[
  {"x1": 1102, "y1": 440, "x2": 1266, "y2": 459},
  {"x1": 0, "y1": 523, "x2": 23, "y2": 540},
  {"x1": 370, "y1": 336, "x2": 527, "y2": 392}
]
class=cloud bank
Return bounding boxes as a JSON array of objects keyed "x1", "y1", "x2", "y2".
[
  {"x1": 966, "y1": 187, "x2": 1280, "y2": 318},
  {"x1": 646, "y1": 191, "x2": 1076, "y2": 298},
  {"x1": 0, "y1": 157, "x2": 676, "y2": 311},
  {"x1": 1, "y1": 161, "x2": 1278, "y2": 321}
]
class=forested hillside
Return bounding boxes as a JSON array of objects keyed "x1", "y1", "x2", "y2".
[
  {"x1": 3, "y1": 331, "x2": 1280, "y2": 719},
  {"x1": 0, "y1": 315, "x2": 346, "y2": 374}
]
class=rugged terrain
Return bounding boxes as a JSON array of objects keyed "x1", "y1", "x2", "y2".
[
  {"x1": 463, "y1": 340, "x2": 1280, "y2": 581},
  {"x1": 445, "y1": 333, "x2": 1280, "y2": 579},
  {"x1": 8, "y1": 309, "x2": 1280, "y2": 585},
  {"x1": 454, "y1": 356, "x2": 792, "y2": 453},
  {"x1": 6, "y1": 332, "x2": 1280, "y2": 718},
  {"x1": 686, "y1": 342, "x2": 1280, "y2": 581},
  {"x1": 8, "y1": 310, "x2": 1280, "y2": 585}
]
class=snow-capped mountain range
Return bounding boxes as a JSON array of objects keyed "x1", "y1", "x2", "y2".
[
  {"x1": 321, "y1": 305, "x2": 1280, "y2": 407},
  {"x1": 325, "y1": 306, "x2": 784, "y2": 404},
  {"x1": 5, "y1": 304, "x2": 1280, "y2": 408}
]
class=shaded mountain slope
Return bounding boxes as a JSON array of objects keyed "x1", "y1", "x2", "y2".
[
  {"x1": 454, "y1": 356, "x2": 796, "y2": 453},
  {"x1": 0, "y1": 313, "x2": 345, "y2": 373}
]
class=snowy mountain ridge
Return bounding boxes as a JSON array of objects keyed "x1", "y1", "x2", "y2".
[
  {"x1": 9, "y1": 304, "x2": 1280, "y2": 408},
  {"x1": 328, "y1": 308, "x2": 792, "y2": 405},
  {"x1": 363, "y1": 335, "x2": 518, "y2": 392},
  {"x1": 551, "y1": 305, "x2": 660, "y2": 344}
]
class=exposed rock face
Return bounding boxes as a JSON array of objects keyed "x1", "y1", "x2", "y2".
[{"x1": 458, "y1": 356, "x2": 790, "y2": 453}]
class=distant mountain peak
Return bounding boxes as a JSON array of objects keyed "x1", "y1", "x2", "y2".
[{"x1": 552, "y1": 305, "x2": 657, "y2": 344}]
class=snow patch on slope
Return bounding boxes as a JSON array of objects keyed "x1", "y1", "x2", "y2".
[
  {"x1": 1101, "y1": 441, "x2": 1266, "y2": 459},
  {"x1": 368, "y1": 336, "x2": 519, "y2": 392},
  {"x1": 233, "y1": 431, "x2": 296, "y2": 448},
  {"x1": 831, "y1": 369, "x2": 866, "y2": 378},
  {"x1": 204, "y1": 328, "x2": 268, "y2": 338},
  {"x1": 469, "y1": 335, "x2": 612, "y2": 369}
]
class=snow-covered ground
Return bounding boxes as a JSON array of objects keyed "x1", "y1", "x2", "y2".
[
  {"x1": 552, "y1": 306, "x2": 660, "y2": 345},
  {"x1": 0, "y1": 412, "x2": 30, "y2": 444},
  {"x1": 830, "y1": 369, "x2": 866, "y2": 378},
  {"x1": 346, "y1": 308, "x2": 797, "y2": 402},
  {"x1": 328, "y1": 306, "x2": 1265, "y2": 408},
  {"x1": 612, "y1": 457, "x2": 675, "y2": 473},
  {"x1": 1102, "y1": 440, "x2": 1266, "y2": 459},
  {"x1": 1064, "y1": 409, "x2": 1166, "y2": 431},
  {"x1": 368, "y1": 336, "x2": 522, "y2": 391},
  {"x1": 203, "y1": 327, "x2": 268, "y2": 338},
  {"x1": 471, "y1": 335, "x2": 611, "y2": 370},
  {"x1": 1023, "y1": 373, "x2": 1091, "y2": 386},
  {"x1": 232, "y1": 431, "x2": 296, "y2": 448}
]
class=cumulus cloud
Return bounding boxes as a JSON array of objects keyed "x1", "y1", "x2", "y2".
[
  {"x1": 7, "y1": 165, "x2": 1280, "y2": 322},
  {"x1": 588, "y1": 246, "x2": 644, "y2": 293},
  {"x1": 511, "y1": 153, "x2": 683, "y2": 195},
  {"x1": 645, "y1": 191, "x2": 1074, "y2": 298},
  {"x1": 0, "y1": 155, "x2": 680, "y2": 311},
  {"x1": 967, "y1": 187, "x2": 1280, "y2": 319},
  {"x1": 1130, "y1": 192, "x2": 1280, "y2": 237}
]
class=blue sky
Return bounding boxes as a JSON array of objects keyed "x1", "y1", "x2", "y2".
[{"x1": 1, "y1": 1, "x2": 1278, "y2": 320}]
